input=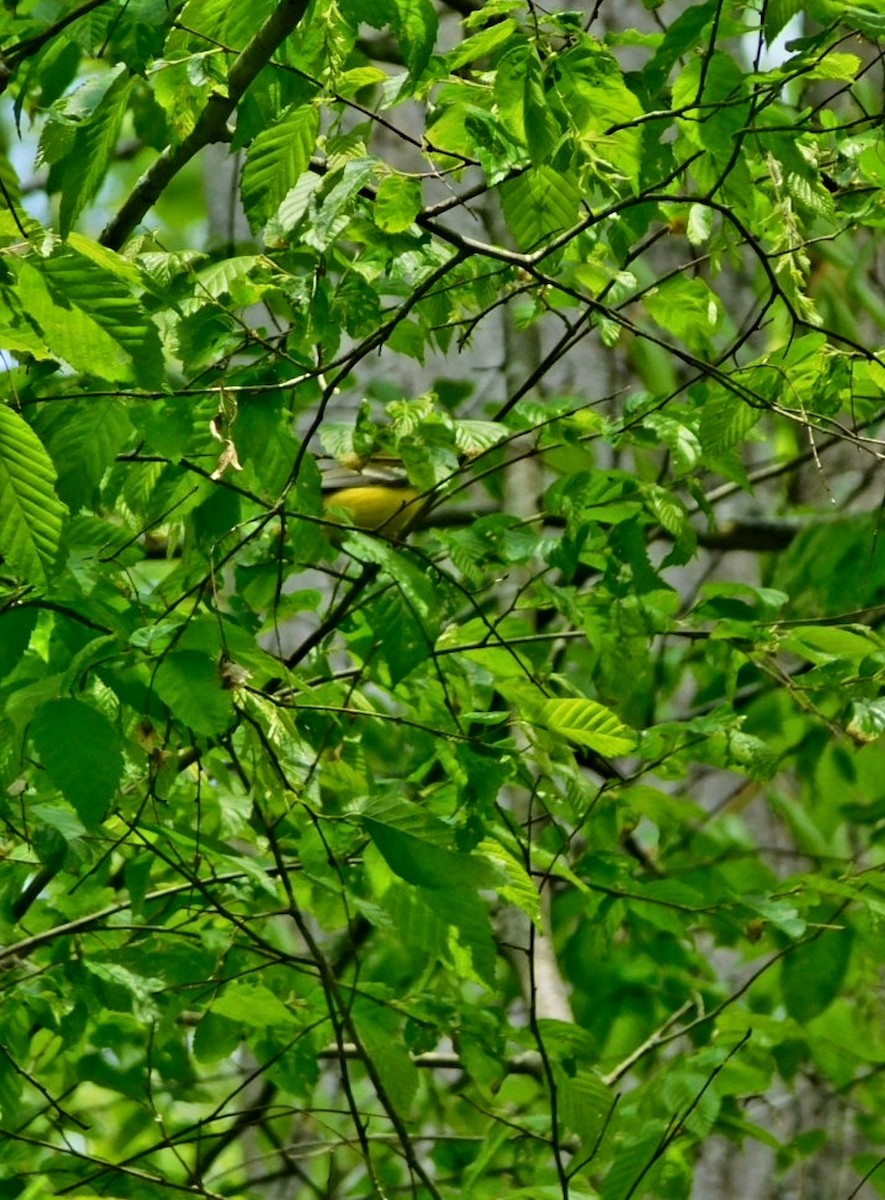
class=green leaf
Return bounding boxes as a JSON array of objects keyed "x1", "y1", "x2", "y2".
[
  {"x1": 764, "y1": 0, "x2": 805, "y2": 44},
  {"x1": 193, "y1": 1010, "x2": 241, "y2": 1062},
  {"x1": 378, "y1": 880, "x2": 494, "y2": 986},
  {"x1": 464, "y1": 109, "x2": 527, "y2": 184},
  {"x1": 241, "y1": 103, "x2": 320, "y2": 231},
  {"x1": 673, "y1": 51, "x2": 749, "y2": 156},
  {"x1": 0, "y1": 406, "x2": 68, "y2": 587},
  {"x1": 644, "y1": 483, "x2": 689, "y2": 537},
  {"x1": 698, "y1": 395, "x2": 762, "y2": 456},
  {"x1": 212, "y1": 984, "x2": 297, "y2": 1028},
  {"x1": 478, "y1": 838, "x2": 541, "y2": 925},
  {"x1": 36, "y1": 398, "x2": 133, "y2": 512},
  {"x1": 305, "y1": 157, "x2": 376, "y2": 251},
  {"x1": 374, "y1": 174, "x2": 422, "y2": 233},
  {"x1": 386, "y1": 316, "x2": 426, "y2": 361},
  {"x1": 389, "y1": 0, "x2": 438, "y2": 77},
  {"x1": 446, "y1": 17, "x2": 517, "y2": 71},
  {"x1": 342, "y1": 533, "x2": 434, "y2": 615},
  {"x1": 549, "y1": 44, "x2": 643, "y2": 185},
  {"x1": 500, "y1": 165, "x2": 581, "y2": 250},
  {"x1": 369, "y1": 590, "x2": 427, "y2": 685},
  {"x1": 0, "y1": 1051, "x2": 24, "y2": 1122},
  {"x1": 362, "y1": 799, "x2": 498, "y2": 891},
  {"x1": 195, "y1": 255, "x2": 262, "y2": 300},
  {"x1": 353, "y1": 1005, "x2": 419, "y2": 1113},
  {"x1": 745, "y1": 895, "x2": 806, "y2": 938},
  {"x1": 686, "y1": 202, "x2": 713, "y2": 245},
  {"x1": 558, "y1": 1067, "x2": 615, "y2": 1147},
  {"x1": 380, "y1": 881, "x2": 450, "y2": 961},
  {"x1": 494, "y1": 44, "x2": 530, "y2": 144},
  {"x1": 839, "y1": 4, "x2": 885, "y2": 39},
  {"x1": 847, "y1": 699, "x2": 885, "y2": 743},
  {"x1": 443, "y1": 887, "x2": 498, "y2": 987},
  {"x1": 59, "y1": 69, "x2": 133, "y2": 238},
  {"x1": 42, "y1": 246, "x2": 163, "y2": 387},
  {"x1": 453, "y1": 419, "x2": 507, "y2": 456},
  {"x1": 783, "y1": 929, "x2": 853, "y2": 1023},
  {"x1": 601, "y1": 1125, "x2": 667, "y2": 1200},
  {"x1": 782, "y1": 625, "x2": 878, "y2": 663},
  {"x1": 643, "y1": 1, "x2": 718, "y2": 93},
  {"x1": 0, "y1": 607, "x2": 38, "y2": 678},
  {"x1": 335, "y1": 65, "x2": 389, "y2": 96},
  {"x1": 644, "y1": 276, "x2": 722, "y2": 350},
  {"x1": 273, "y1": 169, "x2": 323, "y2": 234},
  {"x1": 642, "y1": 413, "x2": 702, "y2": 476},
  {"x1": 335, "y1": 270, "x2": 383, "y2": 337},
  {"x1": 507, "y1": 1190, "x2": 596, "y2": 1200},
  {"x1": 540, "y1": 698, "x2": 637, "y2": 756},
  {"x1": 523, "y1": 49, "x2": 559, "y2": 166},
  {"x1": 30, "y1": 699, "x2": 124, "y2": 827},
  {"x1": 17, "y1": 246, "x2": 164, "y2": 387},
  {"x1": 153, "y1": 651, "x2": 236, "y2": 737},
  {"x1": 793, "y1": 51, "x2": 862, "y2": 82},
  {"x1": 0, "y1": 300, "x2": 55, "y2": 361}
]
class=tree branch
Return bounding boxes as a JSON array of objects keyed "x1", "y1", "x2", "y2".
[{"x1": 100, "y1": 0, "x2": 311, "y2": 250}]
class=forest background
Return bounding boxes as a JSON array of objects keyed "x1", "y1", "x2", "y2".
[{"x1": 1, "y1": 0, "x2": 885, "y2": 1197}]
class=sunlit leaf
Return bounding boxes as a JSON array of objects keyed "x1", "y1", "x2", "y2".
[
  {"x1": 0, "y1": 406, "x2": 68, "y2": 587},
  {"x1": 540, "y1": 698, "x2": 637, "y2": 756},
  {"x1": 31, "y1": 699, "x2": 123, "y2": 827}
]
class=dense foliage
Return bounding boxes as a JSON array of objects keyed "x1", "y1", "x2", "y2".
[{"x1": 1, "y1": 0, "x2": 885, "y2": 1196}]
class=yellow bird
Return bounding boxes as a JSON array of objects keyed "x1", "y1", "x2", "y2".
[{"x1": 321, "y1": 458, "x2": 426, "y2": 538}]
